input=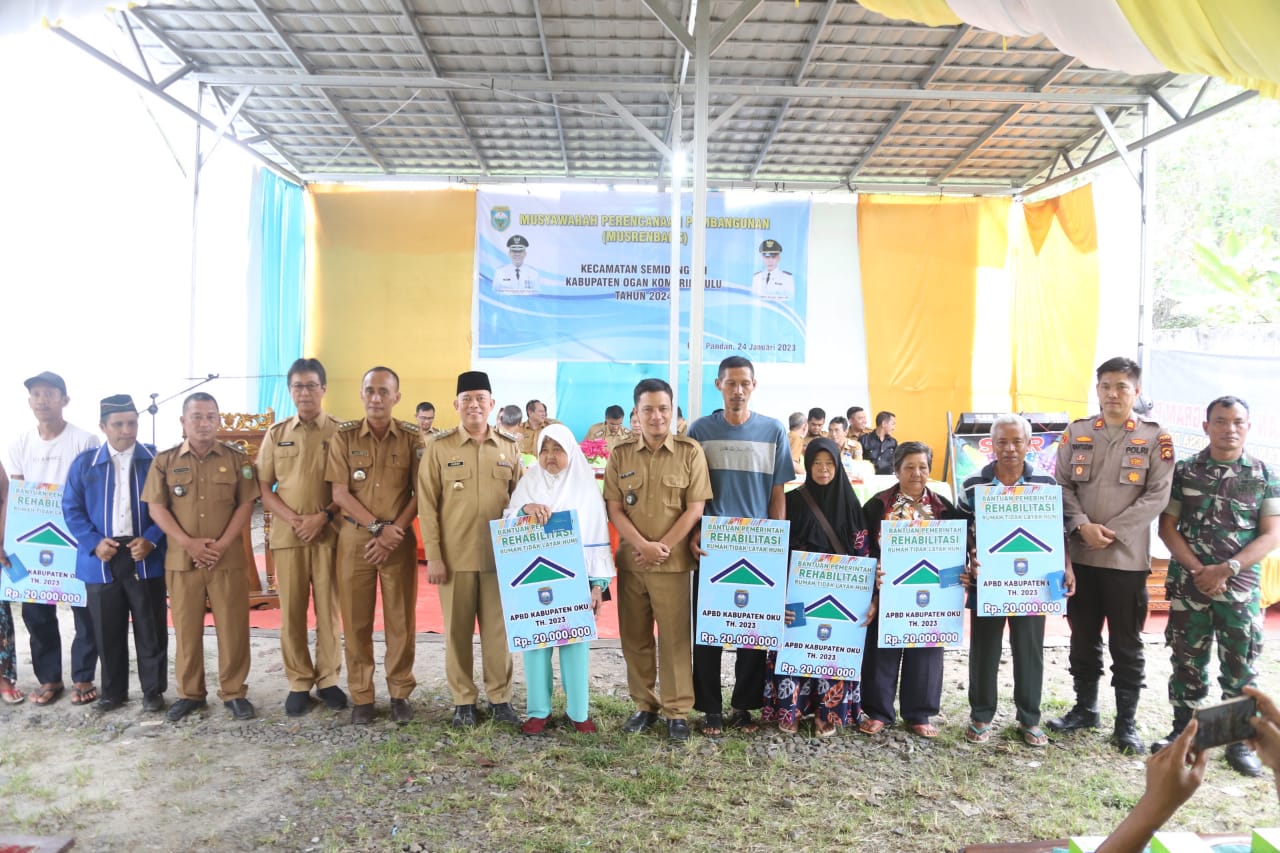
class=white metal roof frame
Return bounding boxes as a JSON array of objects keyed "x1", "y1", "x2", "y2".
[{"x1": 49, "y1": 0, "x2": 1258, "y2": 196}]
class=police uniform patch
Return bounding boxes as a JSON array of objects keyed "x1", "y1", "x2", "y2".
[
  {"x1": 1074, "y1": 453, "x2": 1088, "y2": 463},
  {"x1": 1129, "y1": 457, "x2": 1144, "y2": 467},
  {"x1": 1130, "y1": 438, "x2": 1147, "y2": 445},
  {"x1": 1158, "y1": 433, "x2": 1174, "y2": 461},
  {"x1": 1127, "y1": 471, "x2": 1140, "y2": 483},
  {"x1": 1074, "y1": 435, "x2": 1093, "y2": 444}
]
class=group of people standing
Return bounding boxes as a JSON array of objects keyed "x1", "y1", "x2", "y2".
[{"x1": 1, "y1": 355, "x2": 1274, "y2": 779}]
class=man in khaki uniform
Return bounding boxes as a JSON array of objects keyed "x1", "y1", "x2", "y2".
[
  {"x1": 257, "y1": 358, "x2": 347, "y2": 717},
  {"x1": 585, "y1": 404, "x2": 631, "y2": 454},
  {"x1": 419, "y1": 371, "x2": 523, "y2": 728},
  {"x1": 605, "y1": 378, "x2": 712, "y2": 741},
  {"x1": 415, "y1": 402, "x2": 443, "y2": 444},
  {"x1": 326, "y1": 366, "x2": 420, "y2": 725},
  {"x1": 516, "y1": 399, "x2": 560, "y2": 456},
  {"x1": 143, "y1": 392, "x2": 259, "y2": 722},
  {"x1": 1048, "y1": 356, "x2": 1175, "y2": 754}
]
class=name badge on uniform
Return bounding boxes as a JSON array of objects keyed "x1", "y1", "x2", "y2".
[
  {"x1": 353, "y1": 469, "x2": 367, "y2": 481},
  {"x1": 173, "y1": 485, "x2": 187, "y2": 497},
  {"x1": 351, "y1": 449, "x2": 370, "y2": 457},
  {"x1": 172, "y1": 466, "x2": 191, "y2": 474},
  {"x1": 447, "y1": 460, "x2": 464, "y2": 467},
  {"x1": 620, "y1": 471, "x2": 636, "y2": 480},
  {"x1": 277, "y1": 441, "x2": 295, "y2": 447}
]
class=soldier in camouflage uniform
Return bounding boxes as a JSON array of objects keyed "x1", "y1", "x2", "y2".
[{"x1": 1156, "y1": 396, "x2": 1280, "y2": 776}]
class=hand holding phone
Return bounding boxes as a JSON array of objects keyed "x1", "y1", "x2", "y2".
[{"x1": 1193, "y1": 695, "x2": 1257, "y2": 751}]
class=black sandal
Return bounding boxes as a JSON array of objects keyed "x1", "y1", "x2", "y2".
[
  {"x1": 726, "y1": 709, "x2": 759, "y2": 733},
  {"x1": 701, "y1": 712, "x2": 724, "y2": 738}
]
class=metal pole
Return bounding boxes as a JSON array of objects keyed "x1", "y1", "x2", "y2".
[
  {"x1": 189, "y1": 83, "x2": 203, "y2": 379},
  {"x1": 687, "y1": 0, "x2": 710, "y2": 422},
  {"x1": 1136, "y1": 103, "x2": 1153, "y2": 369},
  {"x1": 668, "y1": 95, "x2": 682, "y2": 427}
]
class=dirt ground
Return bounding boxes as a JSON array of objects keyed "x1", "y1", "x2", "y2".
[{"x1": 3, "y1": 606, "x2": 1279, "y2": 852}]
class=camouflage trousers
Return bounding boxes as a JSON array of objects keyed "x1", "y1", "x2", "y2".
[{"x1": 1165, "y1": 580, "x2": 1263, "y2": 708}]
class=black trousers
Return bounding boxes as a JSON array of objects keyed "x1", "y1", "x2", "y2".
[
  {"x1": 23, "y1": 599, "x2": 97, "y2": 686},
  {"x1": 85, "y1": 549, "x2": 168, "y2": 701},
  {"x1": 1066, "y1": 562, "x2": 1149, "y2": 691},
  {"x1": 691, "y1": 569, "x2": 768, "y2": 713},
  {"x1": 861, "y1": 617, "x2": 944, "y2": 725}
]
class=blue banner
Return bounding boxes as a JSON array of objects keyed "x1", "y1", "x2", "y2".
[
  {"x1": 476, "y1": 190, "x2": 810, "y2": 362},
  {"x1": 490, "y1": 510, "x2": 597, "y2": 653},
  {"x1": 775, "y1": 552, "x2": 877, "y2": 679},
  {"x1": 877, "y1": 519, "x2": 967, "y2": 648},
  {"x1": 2, "y1": 482, "x2": 86, "y2": 606},
  {"x1": 974, "y1": 483, "x2": 1066, "y2": 617},
  {"x1": 695, "y1": 516, "x2": 789, "y2": 649}
]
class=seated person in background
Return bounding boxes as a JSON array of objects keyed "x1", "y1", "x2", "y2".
[
  {"x1": 499, "y1": 405, "x2": 525, "y2": 449},
  {"x1": 801, "y1": 407, "x2": 826, "y2": 447},
  {"x1": 827, "y1": 416, "x2": 863, "y2": 466},
  {"x1": 860, "y1": 410, "x2": 898, "y2": 475},
  {"x1": 517, "y1": 399, "x2": 561, "y2": 456},
  {"x1": 415, "y1": 402, "x2": 441, "y2": 440},
  {"x1": 585, "y1": 404, "x2": 631, "y2": 453},
  {"x1": 787, "y1": 412, "x2": 806, "y2": 476},
  {"x1": 847, "y1": 406, "x2": 871, "y2": 439},
  {"x1": 1096, "y1": 684, "x2": 1280, "y2": 853}
]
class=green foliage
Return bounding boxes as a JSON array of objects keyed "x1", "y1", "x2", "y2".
[{"x1": 1152, "y1": 84, "x2": 1280, "y2": 328}]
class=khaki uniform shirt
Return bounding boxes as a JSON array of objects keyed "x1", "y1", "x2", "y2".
[
  {"x1": 257, "y1": 413, "x2": 340, "y2": 550},
  {"x1": 603, "y1": 433, "x2": 713, "y2": 574},
  {"x1": 1055, "y1": 414, "x2": 1175, "y2": 571},
  {"x1": 142, "y1": 440, "x2": 260, "y2": 572},
  {"x1": 417, "y1": 426, "x2": 522, "y2": 572},
  {"x1": 585, "y1": 422, "x2": 632, "y2": 454},
  {"x1": 516, "y1": 418, "x2": 562, "y2": 456},
  {"x1": 837, "y1": 437, "x2": 863, "y2": 461},
  {"x1": 325, "y1": 418, "x2": 420, "y2": 528}
]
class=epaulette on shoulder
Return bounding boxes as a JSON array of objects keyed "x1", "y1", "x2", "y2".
[
  {"x1": 673, "y1": 433, "x2": 700, "y2": 445},
  {"x1": 497, "y1": 428, "x2": 521, "y2": 443},
  {"x1": 338, "y1": 420, "x2": 361, "y2": 432},
  {"x1": 435, "y1": 427, "x2": 459, "y2": 439},
  {"x1": 222, "y1": 440, "x2": 249, "y2": 455},
  {"x1": 399, "y1": 420, "x2": 420, "y2": 433}
]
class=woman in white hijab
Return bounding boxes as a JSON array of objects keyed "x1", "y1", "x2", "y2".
[{"x1": 504, "y1": 423, "x2": 614, "y2": 733}]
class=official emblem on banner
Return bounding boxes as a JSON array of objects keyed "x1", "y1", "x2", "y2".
[
  {"x1": 734, "y1": 589, "x2": 749, "y2": 608},
  {"x1": 916, "y1": 589, "x2": 930, "y2": 607},
  {"x1": 491, "y1": 206, "x2": 511, "y2": 231},
  {"x1": 1014, "y1": 558, "x2": 1029, "y2": 576},
  {"x1": 816, "y1": 623, "x2": 832, "y2": 641},
  {"x1": 537, "y1": 586, "x2": 553, "y2": 605},
  {"x1": 40, "y1": 550, "x2": 54, "y2": 567}
]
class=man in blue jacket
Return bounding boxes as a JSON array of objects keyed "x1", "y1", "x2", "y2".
[{"x1": 63, "y1": 395, "x2": 168, "y2": 713}]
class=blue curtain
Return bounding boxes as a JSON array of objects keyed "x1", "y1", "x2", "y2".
[
  {"x1": 252, "y1": 169, "x2": 305, "y2": 416},
  {"x1": 555, "y1": 362, "x2": 719, "y2": 439}
]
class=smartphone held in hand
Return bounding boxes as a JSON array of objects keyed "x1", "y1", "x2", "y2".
[{"x1": 1193, "y1": 695, "x2": 1257, "y2": 751}]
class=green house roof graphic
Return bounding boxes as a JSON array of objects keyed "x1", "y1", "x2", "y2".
[
  {"x1": 510, "y1": 558, "x2": 575, "y2": 588},
  {"x1": 893, "y1": 560, "x2": 940, "y2": 586},
  {"x1": 16, "y1": 522, "x2": 76, "y2": 549},
  {"x1": 805, "y1": 595, "x2": 858, "y2": 622},
  {"x1": 709, "y1": 559, "x2": 775, "y2": 587},
  {"x1": 989, "y1": 527, "x2": 1053, "y2": 554}
]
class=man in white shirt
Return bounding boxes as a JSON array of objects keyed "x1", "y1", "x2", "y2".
[
  {"x1": 493, "y1": 234, "x2": 539, "y2": 294},
  {"x1": 6, "y1": 371, "x2": 101, "y2": 706}
]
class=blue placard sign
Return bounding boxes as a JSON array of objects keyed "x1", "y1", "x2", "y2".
[
  {"x1": 877, "y1": 519, "x2": 967, "y2": 648},
  {"x1": 695, "y1": 516, "x2": 789, "y2": 650},
  {"x1": 775, "y1": 552, "x2": 877, "y2": 679}
]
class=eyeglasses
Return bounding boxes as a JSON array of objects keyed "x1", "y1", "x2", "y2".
[{"x1": 290, "y1": 383, "x2": 323, "y2": 392}]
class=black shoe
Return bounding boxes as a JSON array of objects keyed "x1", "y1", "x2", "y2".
[
  {"x1": 317, "y1": 685, "x2": 349, "y2": 711},
  {"x1": 94, "y1": 696, "x2": 126, "y2": 713},
  {"x1": 1150, "y1": 706, "x2": 1194, "y2": 754},
  {"x1": 623, "y1": 710, "x2": 659, "y2": 734},
  {"x1": 141, "y1": 693, "x2": 165, "y2": 713},
  {"x1": 166, "y1": 698, "x2": 207, "y2": 722},
  {"x1": 390, "y1": 698, "x2": 414, "y2": 725},
  {"x1": 668, "y1": 718, "x2": 691, "y2": 741},
  {"x1": 1112, "y1": 689, "x2": 1143, "y2": 755},
  {"x1": 224, "y1": 698, "x2": 256, "y2": 721},
  {"x1": 1226, "y1": 742, "x2": 1264, "y2": 777},
  {"x1": 452, "y1": 704, "x2": 478, "y2": 728},
  {"x1": 1047, "y1": 679, "x2": 1100, "y2": 733},
  {"x1": 285, "y1": 691, "x2": 315, "y2": 717},
  {"x1": 489, "y1": 702, "x2": 520, "y2": 725},
  {"x1": 351, "y1": 703, "x2": 376, "y2": 726}
]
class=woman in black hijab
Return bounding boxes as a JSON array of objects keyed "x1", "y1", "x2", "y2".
[{"x1": 761, "y1": 438, "x2": 871, "y2": 736}]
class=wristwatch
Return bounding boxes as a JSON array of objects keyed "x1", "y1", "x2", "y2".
[
  {"x1": 1227, "y1": 559, "x2": 1242, "y2": 576},
  {"x1": 367, "y1": 520, "x2": 387, "y2": 537},
  {"x1": 323, "y1": 509, "x2": 335, "y2": 523}
]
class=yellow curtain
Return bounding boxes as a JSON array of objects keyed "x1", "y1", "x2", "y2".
[
  {"x1": 858, "y1": 195, "x2": 1009, "y2": 477},
  {"x1": 306, "y1": 186, "x2": 477, "y2": 427},
  {"x1": 857, "y1": 0, "x2": 962, "y2": 26},
  {"x1": 1117, "y1": 0, "x2": 1280, "y2": 99},
  {"x1": 1011, "y1": 185, "x2": 1099, "y2": 418}
]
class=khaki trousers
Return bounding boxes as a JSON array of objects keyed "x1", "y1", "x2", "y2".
[
  {"x1": 168, "y1": 567, "x2": 250, "y2": 701},
  {"x1": 274, "y1": 544, "x2": 342, "y2": 692},
  {"x1": 439, "y1": 571, "x2": 512, "y2": 705},
  {"x1": 617, "y1": 569, "x2": 693, "y2": 719},
  {"x1": 337, "y1": 533, "x2": 418, "y2": 704}
]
